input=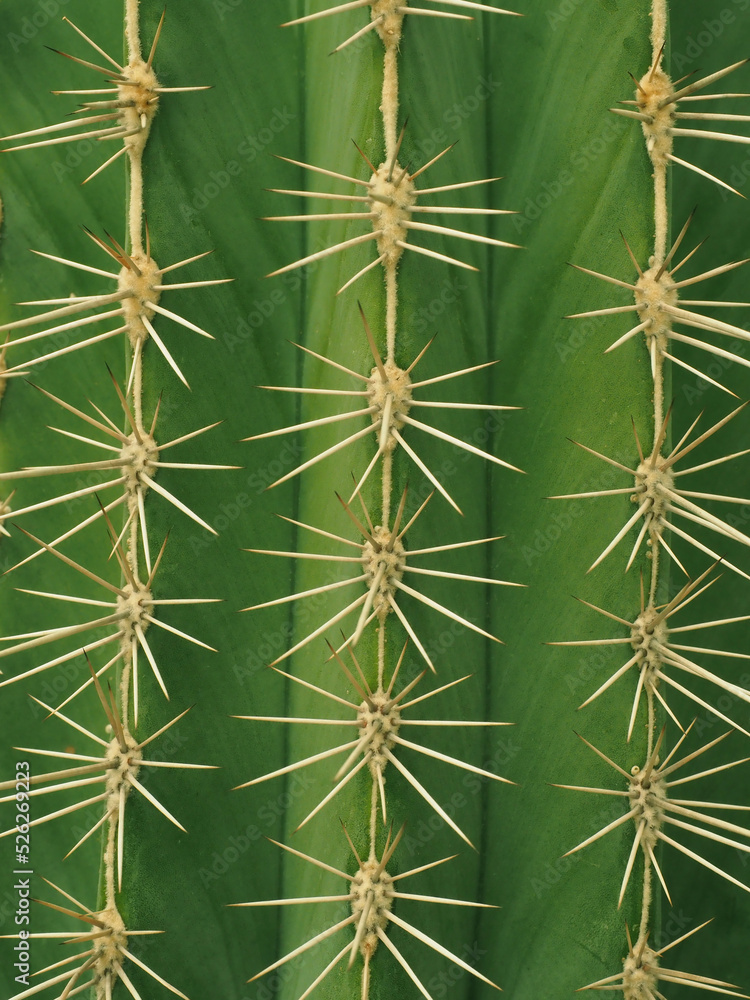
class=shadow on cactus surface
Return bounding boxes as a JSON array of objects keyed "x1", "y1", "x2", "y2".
[{"x1": 0, "y1": 2, "x2": 749, "y2": 999}]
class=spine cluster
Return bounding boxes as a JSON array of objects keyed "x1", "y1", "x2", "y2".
[{"x1": 556, "y1": 0, "x2": 750, "y2": 992}]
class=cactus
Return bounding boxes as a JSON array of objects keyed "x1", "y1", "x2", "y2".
[{"x1": 1, "y1": 2, "x2": 749, "y2": 999}]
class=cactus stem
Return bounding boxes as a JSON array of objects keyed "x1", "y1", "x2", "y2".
[{"x1": 228, "y1": 0, "x2": 518, "y2": 988}]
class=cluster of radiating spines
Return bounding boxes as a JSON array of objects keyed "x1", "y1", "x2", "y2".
[
  {"x1": 0, "y1": 877, "x2": 190, "y2": 1000},
  {"x1": 580, "y1": 920, "x2": 749, "y2": 999},
  {"x1": 551, "y1": 402, "x2": 750, "y2": 579},
  {"x1": 610, "y1": 52, "x2": 750, "y2": 198},
  {"x1": 568, "y1": 213, "x2": 750, "y2": 394},
  {"x1": 0, "y1": 371, "x2": 233, "y2": 559},
  {"x1": 282, "y1": 0, "x2": 521, "y2": 54},
  {"x1": 0, "y1": 660, "x2": 213, "y2": 893},
  {"x1": 551, "y1": 562, "x2": 750, "y2": 741},
  {"x1": 234, "y1": 638, "x2": 513, "y2": 847},
  {"x1": 557, "y1": 723, "x2": 750, "y2": 910},
  {"x1": 266, "y1": 134, "x2": 519, "y2": 290},
  {"x1": 231, "y1": 822, "x2": 500, "y2": 1000},
  {"x1": 0, "y1": 506, "x2": 218, "y2": 725},
  {"x1": 619, "y1": 48, "x2": 750, "y2": 193},
  {"x1": 245, "y1": 484, "x2": 521, "y2": 671},
  {"x1": 246, "y1": 304, "x2": 521, "y2": 512},
  {"x1": 0, "y1": 227, "x2": 232, "y2": 388},
  {"x1": 0, "y1": 12, "x2": 208, "y2": 185}
]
